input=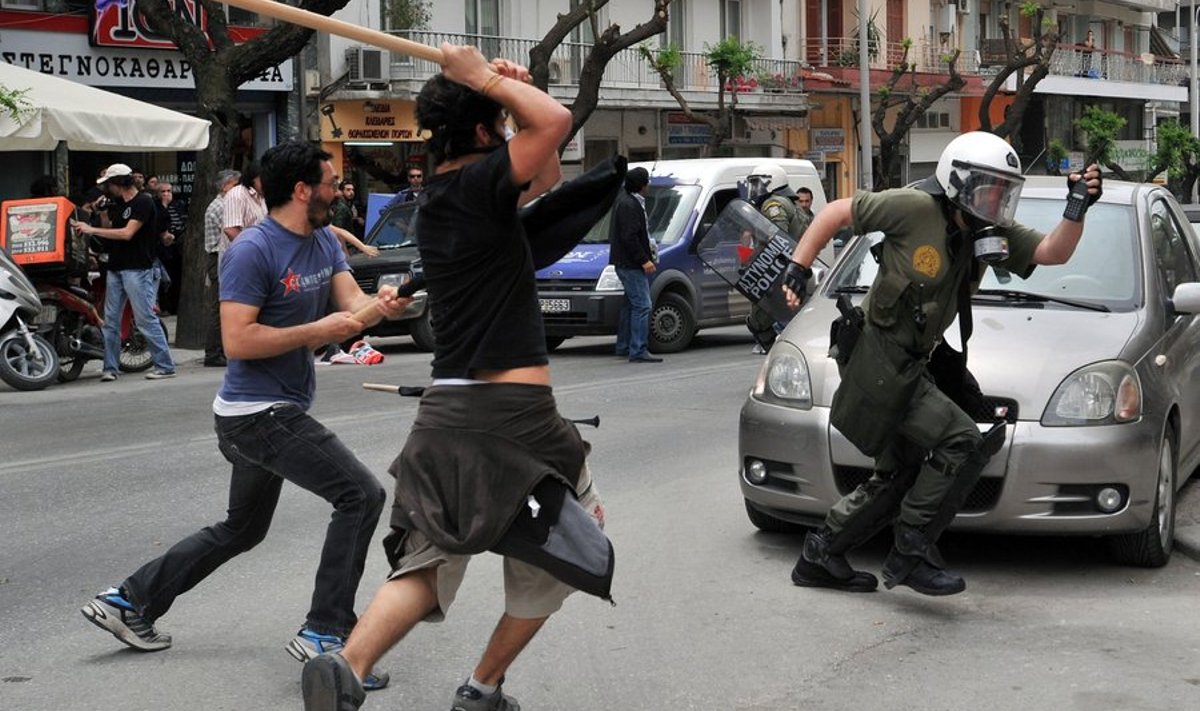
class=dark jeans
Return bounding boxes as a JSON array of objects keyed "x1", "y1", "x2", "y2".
[
  {"x1": 615, "y1": 267, "x2": 651, "y2": 358},
  {"x1": 204, "y1": 252, "x2": 223, "y2": 361},
  {"x1": 122, "y1": 405, "x2": 386, "y2": 636}
]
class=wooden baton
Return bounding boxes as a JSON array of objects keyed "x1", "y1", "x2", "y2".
[{"x1": 221, "y1": 0, "x2": 446, "y2": 63}]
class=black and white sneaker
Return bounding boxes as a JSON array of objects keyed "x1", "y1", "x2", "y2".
[
  {"x1": 81, "y1": 587, "x2": 171, "y2": 651},
  {"x1": 451, "y1": 681, "x2": 520, "y2": 711}
]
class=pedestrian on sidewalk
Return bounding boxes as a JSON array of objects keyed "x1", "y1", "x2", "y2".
[
  {"x1": 203, "y1": 168, "x2": 241, "y2": 367},
  {"x1": 301, "y1": 44, "x2": 612, "y2": 711},
  {"x1": 81, "y1": 142, "x2": 409, "y2": 690},
  {"x1": 73, "y1": 163, "x2": 176, "y2": 381},
  {"x1": 610, "y1": 166, "x2": 662, "y2": 363}
]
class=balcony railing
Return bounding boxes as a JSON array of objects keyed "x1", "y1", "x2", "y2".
[
  {"x1": 1046, "y1": 46, "x2": 1187, "y2": 86},
  {"x1": 387, "y1": 30, "x2": 805, "y2": 95}
]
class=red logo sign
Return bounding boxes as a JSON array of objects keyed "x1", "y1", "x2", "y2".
[{"x1": 91, "y1": 0, "x2": 208, "y2": 51}]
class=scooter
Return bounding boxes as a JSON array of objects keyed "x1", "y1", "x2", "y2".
[{"x1": 0, "y1": 247, "x2": 59, "y2": 391}]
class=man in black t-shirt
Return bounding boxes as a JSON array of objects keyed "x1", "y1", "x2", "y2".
[
  {"x1": 74, "y1": 163, "x2": 176, "y2": 381},
  {"x1": 302, "y1": 46, "x2": 611, "y2": 711}
]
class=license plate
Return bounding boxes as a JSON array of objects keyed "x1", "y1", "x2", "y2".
[{"x1": 539, "y1": 298, "x2": 571, "y2": 313}]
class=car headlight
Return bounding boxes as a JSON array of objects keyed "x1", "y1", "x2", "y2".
[
  {"x1": 1042, "y1": 361, "x2": 1141, "y2": 426},
  {"x1": 595, "y1": 264, "x2": 624, "y2": 292},
  {"x1": 377, "y1": 273, "x2": 411, "y2": 291},
  {"x1": 752, "y1": 341, "x2": 813, "y2": 409}
]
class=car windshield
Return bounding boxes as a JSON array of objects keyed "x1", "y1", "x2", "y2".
[
  {"x1": 581, "y1": 184, "x2": 702, "y2": 246},
  {"x1": 827, "y1": 200, "x2": 1139, "y2": 311},
  {"x1": 367, "y1": 206, "x2": 418, "y2": 249}
]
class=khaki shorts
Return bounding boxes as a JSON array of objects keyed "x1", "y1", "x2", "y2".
[{"x1": 388, "y1": 464, "x2": 604, "y2": 622}]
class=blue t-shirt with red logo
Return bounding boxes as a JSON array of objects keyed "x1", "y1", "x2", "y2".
[{"x1": 217, "y1": 217, "x2": 348, "y2": 410}]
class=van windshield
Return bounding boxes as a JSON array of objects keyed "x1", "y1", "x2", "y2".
[{"x1": 581, "y1": 184, "x2": 702, "y2": 246}]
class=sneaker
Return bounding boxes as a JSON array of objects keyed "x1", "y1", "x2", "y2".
[
  {"x1": 287, "y1": 628, "x2": 389, "y2": 691},
  {"x1": 144, "y1": 369, "x2": 176, "y2": 380},
  {"x1": 80, "y1": 587, "x2": 171, "y2": 651},
  {"x1": 451, "y1": 681, "x2": 520, "y2": 711},
  {"x1": 302, "y1": 653, "x2": 365, "y2": 711},
  {"x1": 99, "y1": 371, "x2": 118, "y2": 382}
]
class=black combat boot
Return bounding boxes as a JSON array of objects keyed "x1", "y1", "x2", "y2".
[
  {"x1": 791, "y1": 528, "x2": 878, "y2": 592},
  {"x1": 880, "y1": 523, "x2": 965, "y2": 596}
]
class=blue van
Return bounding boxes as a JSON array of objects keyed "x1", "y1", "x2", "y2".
[{"x1": 535, "y1": 158, "x2": 830, "y2": 352}]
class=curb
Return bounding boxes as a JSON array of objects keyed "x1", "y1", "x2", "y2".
[
  {"x1": 1176, "y1": 524, "x2": 1200, "y2": 563},
  {"x1": 1174, "y1": 479, "x2": 1200, "y2": 564}
]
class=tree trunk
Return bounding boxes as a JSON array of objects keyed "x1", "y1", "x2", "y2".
[{"x1": 176, "y1": 68, "x2": 242, "y2": 349}]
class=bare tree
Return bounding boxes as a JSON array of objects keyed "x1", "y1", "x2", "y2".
[
  {"x1": 528, "y1": 0, "x2": 671, "y2": 153},
  {"x1": 871, "y1": 41, "x2": 965, "y2": 188},
  {"x1": 137, "y1": 0, "x2": 352, "y2": 348},
  {"x1": 978, "y1": 7, "x2": 1061, "y2": 152}
]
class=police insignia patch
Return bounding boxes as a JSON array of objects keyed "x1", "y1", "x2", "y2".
[
  {"x1": 765, "y1": 204, "x2": 782, "y2": 218},
  {"x1": 913, "y1": 245, "x2": 941, "y2": 278}
]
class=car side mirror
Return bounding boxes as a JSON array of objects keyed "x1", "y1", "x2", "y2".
[{"x1": 1169, "y1": 282, "x2": 1200, "y2": 315}]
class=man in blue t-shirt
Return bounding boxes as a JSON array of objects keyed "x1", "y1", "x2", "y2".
[{"x1": 81, "y1": 142, "x2": 409, "y2": 690}]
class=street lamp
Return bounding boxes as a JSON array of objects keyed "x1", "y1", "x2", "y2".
[{"x1": 858, "y1": 0, "x2": 872, "y2": 190}]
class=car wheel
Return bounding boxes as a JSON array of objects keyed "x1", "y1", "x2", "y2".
[
  {"x1": 649, "y1": 292, "x2": 695, "y2": 354},
  {"x1": 545, "y1": 336, "x2": 566, "y2": 353},
  {"x1": 409, "y1": 310, "x2": 436, "y2": 352},
  {"x1": 1110, "y1": 428, "x2": 1176, "y2": 568},
  {"x1": 744, "y1": 500, "x2": 809, "y2": 534}
]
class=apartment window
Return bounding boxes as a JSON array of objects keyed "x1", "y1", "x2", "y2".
[
  {"x1": 721, "y1": 0, "x2": 741, "y2": 41},
  {"x1": 663, "y1": 0, "x2": 686, "y2": 49},
  {"x1": 466, "y1": 0, "x2": 501, "y2": 37},
  {"x1": 915, "y1": 112, "x2": 951, "y2": 130}
]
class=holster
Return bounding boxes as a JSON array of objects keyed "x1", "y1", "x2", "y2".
[{"x1": 828, "y1": 294, "x2": 865, "y2": 366}]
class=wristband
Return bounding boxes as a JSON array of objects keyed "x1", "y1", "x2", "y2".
[{"x1": 479, "y1": 73, "x2": 504, "y2": 97}]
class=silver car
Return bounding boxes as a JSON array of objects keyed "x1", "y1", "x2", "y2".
[{"x1": 739, "y1": 178, "x2": 1200, "y2": 567}]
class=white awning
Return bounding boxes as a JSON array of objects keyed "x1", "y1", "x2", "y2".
[{"x1": 0, "y1": 62, "x2": 210, "y2": 152}]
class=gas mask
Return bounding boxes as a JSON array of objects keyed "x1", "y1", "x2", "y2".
[{"x1": 971, "y1": 225, "x2": 1009, "y2": 264}]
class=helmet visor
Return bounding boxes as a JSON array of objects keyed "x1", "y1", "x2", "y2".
[{"x1": 954, "y1": 162, "x2": 1024, "y2": 227}]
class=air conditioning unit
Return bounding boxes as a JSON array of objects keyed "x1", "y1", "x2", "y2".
[{"x1": 346, "y1": 46, "x2": 391, "y2": 84}]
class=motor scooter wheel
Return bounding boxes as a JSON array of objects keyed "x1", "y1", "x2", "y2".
[
  {"x1": 0, "y1": 332, "x2": 59, "y2": 391},
  {"x1": 118, "y1": 317, "x2": 168, "y2": 373}
]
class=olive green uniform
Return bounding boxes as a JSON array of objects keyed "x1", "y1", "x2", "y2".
[
  {"x1": 748, "y1": 193, "x2": 809, "y2": 345},
  {"x1": 825, "y1": 188, "x2": 1043, "y2": 536}
]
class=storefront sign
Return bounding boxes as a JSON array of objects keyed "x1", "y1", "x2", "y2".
[
  {"x1": 811, "y1": 128, "x2": 845, "y2": 152},
  {"x1": 0, "y1": 28, "x2": 291, "y2": 91},
  {"x1": 665, "y1": 111, "x2": 712, "y2": 146},
  {"x1": 318, "y1": 100, "x2": 420, "y2": 142},
  {"x1": 91, "y1": 0, "x2": 208, "y2": 51}
]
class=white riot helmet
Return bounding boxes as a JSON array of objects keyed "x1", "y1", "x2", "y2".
[
  {"x1": 746, "y1": 163, "x2": 795, "y2": 202},
  {"x1": 935, "y1": 132, "x2": 1024, "y2": 228}
]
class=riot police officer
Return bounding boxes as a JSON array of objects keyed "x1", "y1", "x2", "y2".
[
  {"x1": 779, "y1": 132, "x2": 1103, "y2": 595},
  {"x1": 745, "y1": 163, "x2": 809, "y2": 352}
]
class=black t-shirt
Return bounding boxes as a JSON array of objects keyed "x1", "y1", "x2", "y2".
[
  {"x1": 105, "y1": 192, "x2": 158, "y2": 271},
  {"x1": 417, "y1": 146, "x2": 547, "y2": 379}
]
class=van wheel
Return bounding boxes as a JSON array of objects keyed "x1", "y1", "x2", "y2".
[
  {"x1": 409, "y1": 311, "x2": 435, "y2": 352},
  {"x1": 649, "y1": 292, "x2": 695, "y2": 353},
  {"x1": 1110, "y1": 428, "x2": 1176, "y2": 568}
]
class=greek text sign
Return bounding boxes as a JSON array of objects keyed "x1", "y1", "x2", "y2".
[{"x1": 0, "y1": 28, "x2": 291, "y2": 91}]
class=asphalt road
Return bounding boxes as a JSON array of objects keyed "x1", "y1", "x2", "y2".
[{"x1": 2, "y1": 327, "x2": 1199, "y2": 711}]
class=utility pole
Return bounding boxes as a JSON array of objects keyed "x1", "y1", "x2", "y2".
[{"x1": 858, "y1": 0, "x2": 873, "y2": 189}]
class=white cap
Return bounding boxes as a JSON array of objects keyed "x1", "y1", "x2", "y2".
[{"x1": 97, "y1": 163, "x2": 134, "y2": 184}]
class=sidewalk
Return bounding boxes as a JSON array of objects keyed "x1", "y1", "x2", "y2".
[{"x1": 161, "y1": 313, "x2": 207, "y2": 367}]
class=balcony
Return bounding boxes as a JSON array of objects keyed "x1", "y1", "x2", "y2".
[{"x1": 379, "y1": 30, "x2": 807, "y2": 111}]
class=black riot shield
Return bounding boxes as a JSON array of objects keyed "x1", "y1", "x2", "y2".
[{"x1": 695, "y1": 198, "x2": 804, "y2": 325}]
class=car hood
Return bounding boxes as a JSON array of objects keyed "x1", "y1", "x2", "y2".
[
  {"x1": 785, "y1": 296, "x2": 1142, "y2": 417},
  {"x1": 535, "y1": 244, "x2": 609, "y2": 279}
]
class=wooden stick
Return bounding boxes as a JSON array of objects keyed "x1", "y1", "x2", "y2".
[
  {"x1": 221, "y1": 0, "x2": 445, "y2": 64},
  {"x1": 362, "y1": 382, "x2": 400, "y2": 394}
]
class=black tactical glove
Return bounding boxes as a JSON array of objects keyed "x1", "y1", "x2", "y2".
[{"x1": 782, "y1": 261, "x2": 813, "y2": 297}]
